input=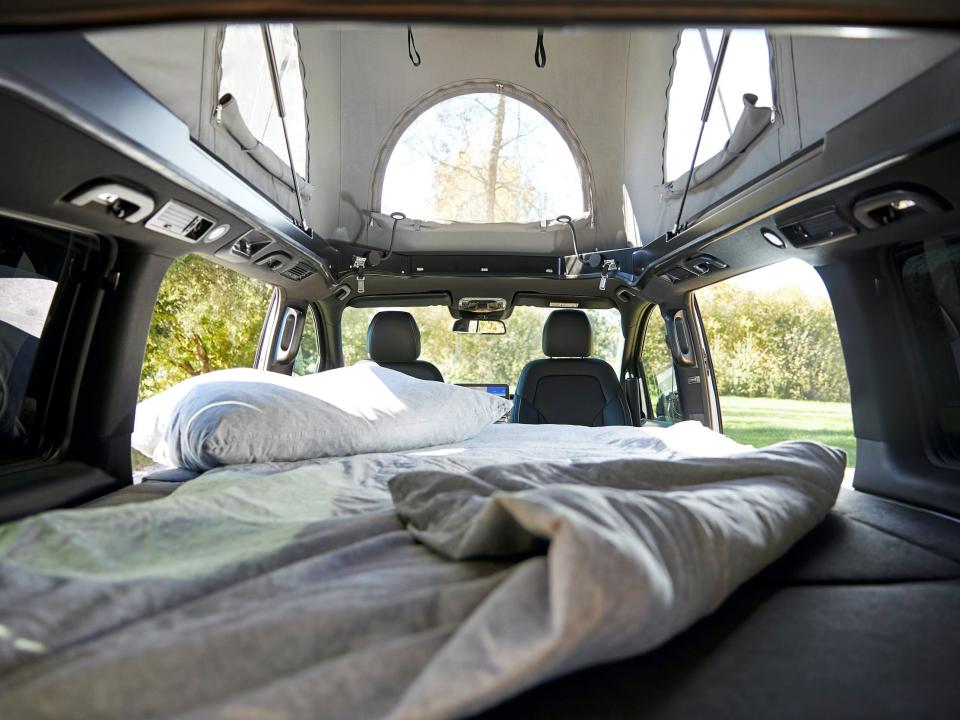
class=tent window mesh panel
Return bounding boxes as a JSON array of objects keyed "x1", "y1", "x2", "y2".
[
  {"x1": 219, "y1": 24, "x2": 308, "y2": 178},
  {"x1": 381, "y1": 92, "x2": 585, "y2": 224},
  {"x1": 664, "y1": 29, "x2": 774, "y2": 183}
]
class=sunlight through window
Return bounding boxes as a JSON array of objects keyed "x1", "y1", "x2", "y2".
[
  {"x1": 381, "y1": 93, "x2": 584, "y2": 223},
  {"x1": 219, "y1": 24, "x2": 308, "y2": 177},
  {"x1": 664, "y1": 29, "x2": 773, "y2": 182}
]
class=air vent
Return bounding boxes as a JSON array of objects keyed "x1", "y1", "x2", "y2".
[
  {"x1": 146, "y1": 200, "x2": 215, "y2": 243},
  {"x1": 279, "y1": 261, "x2": 316, "y2": 281}
]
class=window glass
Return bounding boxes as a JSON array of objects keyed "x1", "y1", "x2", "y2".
[
  {"x1": 342, "y1": 305, "x2": 623, "y2": 386},
  {"x1": 898, "y1": 237, "x2": 960, "y2": 459},
  {"x1": 134, "y1": 255, "x2": 272, "y2": 471},
  {"x1": 664, "y1": 29, "x2": 773, "y2": 182},
  {"x1": 219, "y1": 24, "x2": 307, "y2": 177},
  {"x1": 0, "y1": 218, "x2": 76, "y2": 454},
  {"x1": 696, "y1": 259, "x2": 855, "y2": 465},
  {"x1": 293, "y1": 307, "x2": 321, "y2": 376},
  {"x1": 139, "y1": 255, "x2": 273, "y2": 401},
  {"x1": 640, "y1": 311, "x2": 681, "y2": 423},
  {"x1": 381, "y1": 92, "x2": 584, "y2": 223}
]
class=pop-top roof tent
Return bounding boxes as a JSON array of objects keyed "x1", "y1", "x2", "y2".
[{"x1": 85, "y1": 24, "x2": 960, "y2": 258}]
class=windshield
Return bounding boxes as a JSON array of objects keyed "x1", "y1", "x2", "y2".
[{"x1": 342, "y1": 305, "x2": 624, "y2": 387}]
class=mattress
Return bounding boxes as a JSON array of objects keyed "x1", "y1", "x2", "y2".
[{"x1": 0, "y1": 421, "x2": 846, "y2": 720}]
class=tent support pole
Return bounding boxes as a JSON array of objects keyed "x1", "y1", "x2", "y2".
[
  {"x1": 673, "y1": 29, "x2": 731, "y2": 236},
  {"x1": 261, "y1": 24, "x2": 310, "y2": 234}
]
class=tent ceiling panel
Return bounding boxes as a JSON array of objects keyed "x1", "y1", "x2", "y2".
[
  {"x1": 334, "y1": 26, "x2": 629, "y2": 247},
  {"x1": 79, "y1": 22, "x2": 960, "y2": 259},
  {"x1": 86, "y1": 25, "x2": 209, "y2": 138}
]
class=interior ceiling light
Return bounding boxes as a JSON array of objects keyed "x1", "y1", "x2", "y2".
[
  {"x1": 761, "y1": 227, "x2": 786, "y2": 248},
  {"x1": 206, "y1": 223, "x2": 230, "y2": 242}
]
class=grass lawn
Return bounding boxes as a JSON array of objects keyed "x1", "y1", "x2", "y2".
[{"x1": 720, "y1": 395, "x2": 856, "y2": 467}]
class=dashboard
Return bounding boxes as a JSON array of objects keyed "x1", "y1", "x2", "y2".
[{"x1": 456, "y1": 383, "x2": 510, "y2": 399}]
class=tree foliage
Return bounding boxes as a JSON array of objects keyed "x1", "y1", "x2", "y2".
[
  {"x1": 139, "y1": 257, "x2": 850, "y2": 409},
  {"x1": 383, "y1": 92, "x2": 583, "y2": 223},
  {"x1": 697, "y1": 283, "x2": 850, "y2": 402},
  {"x1": 139, "y1": 255, "x2": 272, "y2": 400},
  {"x1": 431, "y1": 94, "x2": 543, "y2": 223}
]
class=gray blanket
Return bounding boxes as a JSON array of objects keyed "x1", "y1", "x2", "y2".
[{"x1": 0, "y1": 424, "x2": 845, "y2": 719}]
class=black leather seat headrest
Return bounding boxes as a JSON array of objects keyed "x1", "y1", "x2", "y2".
[
  {"x1": 367, "y1": 311, "x2": 421, "y2": 363},
  {"x1": 542, "y1": 309, "x2": 592, "y2": 358}
]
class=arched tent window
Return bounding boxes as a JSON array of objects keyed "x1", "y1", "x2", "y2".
[
  {"x1": 378, "y1": 84, "x2": 590, "y2": 224},
  {"x1": 664, "y1": 29, "x2": 774, "y2": 183},
  {"x1": 218, "y1": 24, "x2": 308, "y2": 179}
]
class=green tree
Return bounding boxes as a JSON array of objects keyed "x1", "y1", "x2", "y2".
[
  {"x1": 697, "y1": 283, "x2": 850, "y2": 402},
  {"x1": 139, "y1": 255, "x2": 272, "y2": 400}
]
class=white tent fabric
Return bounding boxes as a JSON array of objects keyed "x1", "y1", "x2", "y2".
[
  {"x1": 623, "y1": 29, "x2": 960, "y2": 244},
  {"x1": 658, "y1": 93, "x2": 775, "y2": 198},
  {"x1": 86, "y1": 24, "x2": 960, "y2": 251},
  {"x1": 355, "y1": 212, "x2": 595, "y2": 256},
  {"x1": 87, "y1": 25, "x2": 313, "y2": 219}
]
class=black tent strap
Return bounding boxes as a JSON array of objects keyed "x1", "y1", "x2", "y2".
[
  {"x1": 407, "y1": 25, "x2": 421, "y2": 67},
  {"x1": 535, "y1": 28, "x2": 546, "y2": 68}
]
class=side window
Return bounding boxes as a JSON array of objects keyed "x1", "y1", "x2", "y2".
[
  {"x1": 639, "y1": 310, "x2": 682, "y2": 423},
  {"x1": 135, "y1": 255, "x2": 272, "y2": 471},
  {"x1": 139, "y1": 255, "x2": 272, "y2": 400},
  {"x1": 696, "y1": 259, "x2": 854, "y2": 464},
  {"x1": 0, "y1": 218, "x2": 92, "y2": 457},
  {"x1": 292, "y1": 306, "x2": 321, "y2": 376},
  {"x1": 219, "y1": 24, "x2": 308, "y2": 177},
  {"x1": 898, "y1": 237, "x2": 960, "y2": 460},
  {"x1": 664, "y1": 28, "x2": 774, "y2": 182}
]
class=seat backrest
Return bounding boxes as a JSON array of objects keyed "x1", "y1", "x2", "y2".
[
  {"x1": 512, "y1": 309, "x2": 631, "y2": 426},
  {"x1": 365, "y1": 311, "x2": 444, "y2": 382}
]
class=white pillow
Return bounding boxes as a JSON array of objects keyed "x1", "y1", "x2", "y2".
[{"x1": 132, "y1": 364, "x2": 512, "y2": 471}]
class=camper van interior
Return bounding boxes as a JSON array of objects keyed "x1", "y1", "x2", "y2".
[{"x1": 0, "y1": 2, "x2": 959, "y2": 718}]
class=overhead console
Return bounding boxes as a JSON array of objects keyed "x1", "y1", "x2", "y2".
[
  {"x1": 216, "y1": 231, "x2": 319, "y2": 282},
  {"x1": 0, "y1": 33, "x2": 335, "y2": 290}
]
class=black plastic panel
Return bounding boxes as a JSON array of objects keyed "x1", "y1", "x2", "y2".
[
  {"x1": 409, "y1": 255, "x2": 560, "y2": 276},
  {"x1": 779, "y1": 207, "x2": 858, "y2": 248}
]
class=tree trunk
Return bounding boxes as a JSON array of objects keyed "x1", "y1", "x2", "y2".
[
  {"x1": 485, "y1": 95, "x2": 506, "y2": 222},
  {"x1": 192, "y1": 332, "x2": 212, "y2": 374}
]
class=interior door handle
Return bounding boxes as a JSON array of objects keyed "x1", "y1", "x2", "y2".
[{"x1": 670, "y1": 310, "x2": 697, "y2": 367}]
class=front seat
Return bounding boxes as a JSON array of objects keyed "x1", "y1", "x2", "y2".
[
  {"x1": 512, "y1": 309, "x2": 631, "y2": 426},
  {"x1": 366, "y1": 311, "x2": 444, "y2": 382}
]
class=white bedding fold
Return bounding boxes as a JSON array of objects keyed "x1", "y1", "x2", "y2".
[{"x1": 0, "y1": 423, "x2": 845, "y2": 720}]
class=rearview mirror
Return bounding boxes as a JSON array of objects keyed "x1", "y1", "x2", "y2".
[{"x1": 452, "y1": 319, "x2": 506, "y2": 335}]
